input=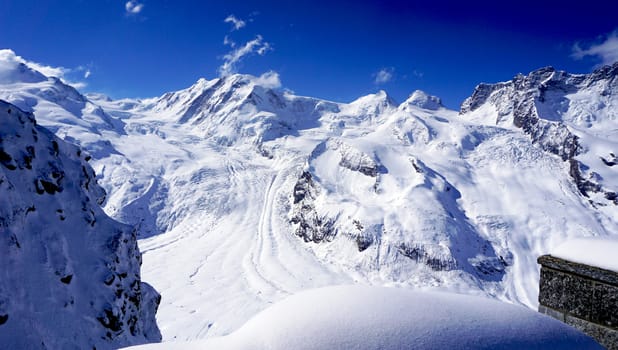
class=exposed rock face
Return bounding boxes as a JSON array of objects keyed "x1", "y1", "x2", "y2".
[
  {"x1": 290, "y1": 170, "x2": 336, "y2": 243},
  {"x1": 461, "y1": 63, "x2": 618, "y2": 205},
  {"x1": 0, "y1": 100, "x2": 160, "y2": 349}
]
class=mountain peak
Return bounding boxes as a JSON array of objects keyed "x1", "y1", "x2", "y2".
[
  {"x1": 350, "y1": 90, "x2": 395, "y2": 106},
  {"x1": 401, "y1": 90, "x2": 443, "y2": 110},
  {"x1": 217, "y1": 71, "x2": 282, "y2": 90}
]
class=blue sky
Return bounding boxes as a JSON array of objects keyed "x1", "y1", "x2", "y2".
[{"x1": 1, "y1": 0, "x2": 617, "y2": 108}]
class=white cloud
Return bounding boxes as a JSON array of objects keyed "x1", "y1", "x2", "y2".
[
  {"x1": 223, "y1": 35, "x2": 236, "y2": 48},
  {"x1": 225, "y1": 15, "x2": 246, "y2": 31},
  {"x1": 257, "y1": 42, "x2": 271, "y2": 55},
  {"x1": 75, "y1": 65, "x2": 92, "y2": 79},
  {"x1": 254, "y1": 71, "x2": 282, "y2": 89},
  {"x1": 125, "y1": 1, "x2": 144, "y2": 15},
  {"x1": 219, "y1": 35, "x2": 272, "y2": 76},
  {"x1": 374, "y1": 67, "x2": 394, "y2": 84},
  {"x1": 572, "y1": 30, "x2": 618, "y2": 66},
  {"x1": 0, "y1": 49, "x2": 88, "y2": 88},
  {"x1": 0, "y1": 49, "x2": 68, "y2": 78},
  {"x1": 70, "y1": 81, "x2": 87, "y2": 89},
  {"x1": 24, "y1": 59, "x2": 69, "y2": 78}
]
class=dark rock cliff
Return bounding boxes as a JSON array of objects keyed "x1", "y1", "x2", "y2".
[{"x1": 0, "y1": 100, "x2": 161, "y2": 349}]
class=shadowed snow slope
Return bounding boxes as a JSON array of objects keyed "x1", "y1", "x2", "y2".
[
  {"x1": 1, "y1": 51, "x2": 617, "y2": 343},
  {"x1": 0, "y1": 101, "x2": 160, "y2": 349},
  {"x1": 124, "y1": 285, "x2": 601, "y2": 350}
]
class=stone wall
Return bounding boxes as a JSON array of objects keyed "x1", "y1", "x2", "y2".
[{"x1": 538, "y1": 255, "x2": 618, "y2": 349}]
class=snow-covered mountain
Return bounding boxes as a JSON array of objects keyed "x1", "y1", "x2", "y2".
[
  {"x1": 1, "y1": 51, "x2": 617, "y2": 343},
  {"x1": 0, "y1": 100, "x2": 160, "y2": 348},
  {"x1": 461, "y1": 64, "x2": 617, "y2": 206}
]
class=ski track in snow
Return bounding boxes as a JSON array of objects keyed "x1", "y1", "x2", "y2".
[{"x1": 245, "y1": 173, "x2": 291, "y2": 297}]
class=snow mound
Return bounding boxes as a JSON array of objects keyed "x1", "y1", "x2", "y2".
[
  {"x1": 125, "y1": 285, "x2": 601, "y2": 350},
  {"x1": 551, "y1": 237, "x2": 618, "y2": 272}
]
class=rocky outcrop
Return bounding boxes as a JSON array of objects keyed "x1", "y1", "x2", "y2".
[
  {"x1": 290, "y1": 140, "x2": 383, "y2": 244},
  {"x1": 0, "y1": 101, "x2": 160, "y2": 349},
  {"x1": 290, "y1": 171, "x2": 336, "y2": 243}
]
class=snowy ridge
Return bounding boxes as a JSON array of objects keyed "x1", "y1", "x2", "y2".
[
  {"x1": 0, "y1": 52, "x2": 617, "y2": 344},
  {"x1": 0, "y1": 66, "x2": 125, "y2": 160},
  {"x1": 139, "y1": 74, "x2": 329, "y2": 147},
  {"x1": 0, "y1": 101, "x2": 160, "y2": 349}
]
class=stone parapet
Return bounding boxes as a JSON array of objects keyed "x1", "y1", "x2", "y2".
[{"x1": 538, "y1": 255, "x2": 618, "y2": 349}]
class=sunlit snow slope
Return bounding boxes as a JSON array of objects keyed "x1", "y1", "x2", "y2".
[{"x1": 1, "y1": 51, "x2": 617, "y2": 342}]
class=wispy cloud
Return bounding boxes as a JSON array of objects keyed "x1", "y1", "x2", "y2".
[
  {"x1": 219, "y1": 35, "x2": 272, "y2": 76},
  {"x1": 75, "y1": 65, "x2": 93, "y2": 80},
  {"x1": 254, "y1": 71, "x2": 282, "y2": 89},
  {"x1": 572, "y1": 30, "x2": 618, "y2": 66},
  {"x1": 224, "y1": 15, "x2": 246, "y2": 31},
  {"x1": 223, "y1": 35, "x2": 236, "y2": 48},
  {"x1": 125, "y1": 1, "x2": 144, "y2": 15},
  {"x1": 374, "y1": 67, "x2": 394, "y2": 84},
  {"x1": 26, "y1": 60, "x2": 69, "y2": 78},
  {"x1": 0, "y1": 49, "x2": 88, "y2": 88}
]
